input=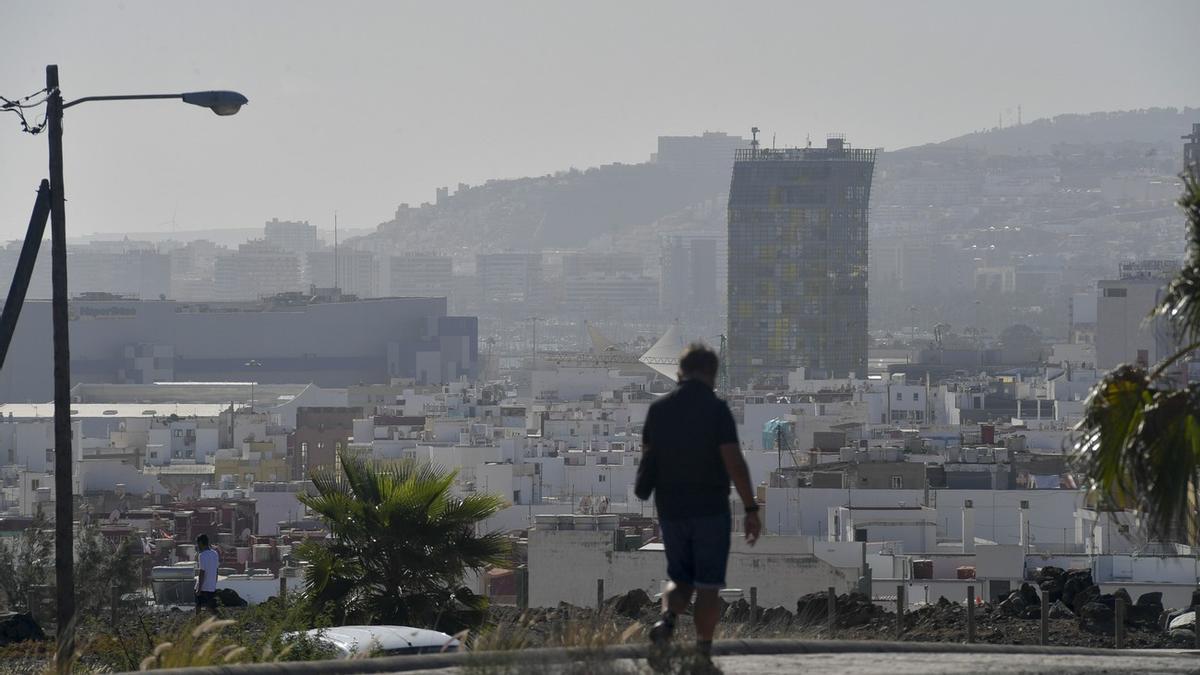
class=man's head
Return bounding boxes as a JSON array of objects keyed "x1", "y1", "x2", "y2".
[
  {"x1": 196, "y1": 534, "x2": 209, "y2": 550},
  {"x1": 677, "y1": 342, "x2": 719, "y2": 387}
]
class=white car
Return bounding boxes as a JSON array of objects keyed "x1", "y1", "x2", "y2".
[{"x1": 286, "y1": 625, "x2": 461, "y2": 658}]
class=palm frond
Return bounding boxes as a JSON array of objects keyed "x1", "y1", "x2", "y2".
[
  {"x1": 1154, "y1": 172, "x2": 1200, "y2": 345},
  {"x1": 299, "y1": 454, "x2": 509, "y2": 628}
]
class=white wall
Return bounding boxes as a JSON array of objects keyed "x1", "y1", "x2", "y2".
[
  {"x1": 933, "y1": 490, "x2": 1083, "y2": 548},
  {"x1": 528, "y1": 529, "x2": 859, "y2": 609}
]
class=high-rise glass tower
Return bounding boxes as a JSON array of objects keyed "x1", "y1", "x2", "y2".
[{"x1": 727, "y1": 136, "x2": 876, "y2": 387}]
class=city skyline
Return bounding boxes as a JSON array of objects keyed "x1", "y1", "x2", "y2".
[{"x1": 0, "y1": 1, "x2": 1196, "y2": 238}]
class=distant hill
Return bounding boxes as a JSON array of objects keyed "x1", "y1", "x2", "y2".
[
  {"x1": 925, "y1": 107, "x2": 1199, "y2": 156},
  {"x1": 363, "y1": 162, "x2": 732, "y2": 253}
]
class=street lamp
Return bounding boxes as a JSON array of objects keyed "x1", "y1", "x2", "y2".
[{"x1": 34, "y1": 64, "x2": 247, "y2": 667}]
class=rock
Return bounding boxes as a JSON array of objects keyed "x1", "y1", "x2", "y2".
[
  {"x1": 835, "y1": 593, "x2": 884, "y2": 628},
  {"x1": 1127, "y1": 603, "x2": 1161, "y2": 628},
  {"x1": 1048, "y1": 600, "x2": 1074, "y2": 619},
  {"x1": 1136, "y1": 591, "x2": 1163, "y2": 607},
  {"x1": 998, "y1": 593, "x2": 1027, "y2": 617},
  {"x1": 1021, "y1": 606, "x2": 1041, "y2": 620},
  {"x1": 1113, "y1": 588, "x2": 1132, "y2": 609},
  {"x1": 1169, "y1": 628, "x2": 1196, "y2": 645},
  {"x1": 1071, "y1": 584, "x2": 1100, "y2": 615},
  {"x1": 760, "y1": 606, "x2": 793, "y2": 628},
  {"x1": 1018, "y1": 582, "x2": 1040, "y2": 607},
  {"x1": 1095, "y1": 593, "x2": 1116, "y2": 610},
  {"x1": 724, "y1": 598, "x2": 751, "y2": 623},
  {"x1": 1035, "y1": 566, "x2": 1065, "y2": 584},
  {"x1": 611, "y1": 588, "x2": 651, "y2": 619},
  {"x1": 1062, "y1": 569, "x2": 1094, "y2": 608},
  {"x1": 216, "y1": 587, "x2": 247, "y2": 608},
  {"x1": 0, "y1": 613, "x2": 44, "y2": 646},
  {"x1": 795, "y1": 591, "x2": 831, "y2": 625},
  {"x1": 1079, "y1": 601, "x2": 1115, "y2": 632},
  {"x1": 1039, "y1": 579, "x2": 1063, "y2": 605}
]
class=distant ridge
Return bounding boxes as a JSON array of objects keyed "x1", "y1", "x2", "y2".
[{"x1": 909, "y1": 107, "x2": 1200, "y2": 156}]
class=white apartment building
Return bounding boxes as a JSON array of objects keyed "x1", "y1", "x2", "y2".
[
  {"x1": 387, "y1": 254, "x2": 454, "y2": 297},
  {"x1": 476, "y1": 253, "x2": 542, "y2": 304},
  {"x1": 307, "y1": 249, "x2": 378, "y2": 298},
  {"x1": 263, "y1": 219, "x2": 321, "y2": 256},
  {"x1": 213, "y1": 240, "x2": 301, "y2": 301},
  {"x1": 1096, "y1": 260, "x2": 1181, "y2": 369},
  {"x1": 528, "y1": 522, "x2": 861, "y2": 609}
]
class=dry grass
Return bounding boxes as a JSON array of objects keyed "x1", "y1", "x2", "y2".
[{"x1": 463, "y1": 608, "x2": 720, "y2": 675}]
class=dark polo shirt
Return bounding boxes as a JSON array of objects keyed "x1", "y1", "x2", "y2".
[{"x1": 641, "y1": 379, "x2": 739, "y2": 519}]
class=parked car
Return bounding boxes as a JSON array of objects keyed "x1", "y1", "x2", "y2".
[{"x1": 284, "y1": 625, "x2": 460, "y2": 658}]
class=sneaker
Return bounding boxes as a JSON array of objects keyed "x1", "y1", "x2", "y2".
[
  {"x1": 647, "y1": 614, "x2": 676, "y2": 672},
  {"x1": 649, "y1": 613, "x2": 675, "y2": 646}
]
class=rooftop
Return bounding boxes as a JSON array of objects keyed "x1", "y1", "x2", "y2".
[{"x1": 0, "y1": 403, "x2": 229, "y2": 419}]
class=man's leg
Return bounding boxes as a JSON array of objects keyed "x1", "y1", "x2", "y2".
[
  {"x1": 662, "y1": 580, "x2": 694, "y2": 617},
  {"x1": 693, "y1": 588, "x2": 721, "y2": 643},
  {"x1": 652, "y1": 518, "x2": 695, "y2": 646},
  {"x1": 690, "y1": 513, "x2": 732, "y2": 657}
]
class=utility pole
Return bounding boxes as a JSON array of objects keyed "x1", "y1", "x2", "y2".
[
  {"x1": 46, "y1": 64, "x2": 76, "y2": 670},
  {"x1": 4, "y1": 66, "x2": 245, "y2": 672}
]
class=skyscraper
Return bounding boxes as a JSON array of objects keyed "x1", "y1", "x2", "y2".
[{"x1": 727, "y1": 136, "x2": 876, "y2": 386}]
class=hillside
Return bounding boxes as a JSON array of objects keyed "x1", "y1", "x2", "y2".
[
  {"x1": 359, "y1": 162, "x2": 730, "y2": 254},
  {"x1": 929, "y1": 107, "x2": 1199, "y2": 156},
  {"x1": 354, "y1": 107, "x2": 1199, "y2": 255}
]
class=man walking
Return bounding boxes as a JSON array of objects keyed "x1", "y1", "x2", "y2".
[
  {"x1": 636, "y1": 343, "x2": 761, "y2": 667},
  {"x1": 195, "y1": 533, "x2": 219, "y2": 615}
]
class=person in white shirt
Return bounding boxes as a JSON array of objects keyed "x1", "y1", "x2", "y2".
[{"x1": 195, "y1": 534, "x2": 220, "y2": 615}]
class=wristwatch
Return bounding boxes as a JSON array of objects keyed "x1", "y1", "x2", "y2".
[{"x1": 744, "y1": 503, "x2": 760, "y2": 514}]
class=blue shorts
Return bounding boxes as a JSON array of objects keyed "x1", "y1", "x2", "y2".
[{"x1": 659, "y1": 512, "x2": 731, "y2": 589}]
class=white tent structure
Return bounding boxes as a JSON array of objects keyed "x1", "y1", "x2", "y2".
[{"x1": 638, "y1": 323, "x2": 689, "y2": 380}]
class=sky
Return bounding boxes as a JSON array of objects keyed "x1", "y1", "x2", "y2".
[{"x1": 0, "y1": 0, "x2": 1197, "y2": 239}]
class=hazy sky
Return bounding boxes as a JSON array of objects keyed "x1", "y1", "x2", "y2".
[{"x1": 1, "y1": 1, "x2": 1197, "y2": 239}]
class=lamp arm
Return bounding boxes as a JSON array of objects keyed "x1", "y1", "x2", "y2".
[{"x1": 62, "y1": 93, "x2": 183, "y2": 109}]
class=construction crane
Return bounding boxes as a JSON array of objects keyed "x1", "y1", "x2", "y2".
[{"x1": 717, "y1": 334, "x2": 730, "y2": 392}]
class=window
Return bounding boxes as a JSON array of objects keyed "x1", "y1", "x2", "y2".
[
  {"x1": 895, "y1": 392, "x2": 902, "y2": 401},
  {"x1": 912, "y1": 393, "x2": 919, "y2": 401},
  {"x1": 598, "y1": 474, "x2": 606, "y2": 483},
  {"x1": 1103, "y1": 288, "x2": 1127, "y2": 298},
  {"x1": 890, "y1": 475, "x2": 904, "y2": 489}
]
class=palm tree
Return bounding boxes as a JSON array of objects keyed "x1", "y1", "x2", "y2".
[
  {"x1": 1074, "y1": 173, "x2": 1200, "y2": 539},
  {"x1": 296, "y1": 454, "x2": 509, "y2": 631}
]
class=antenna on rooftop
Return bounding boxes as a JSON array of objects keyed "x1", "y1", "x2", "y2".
[
  {"x1": 333, "y1": 210, "x2": 339, "y2": 293},
  {"x1": 750, "y1": 126, "x2": 760, "y2": 150},
  {"x1": 806, "y1": 134, "x2": 812, "y2": 148}
]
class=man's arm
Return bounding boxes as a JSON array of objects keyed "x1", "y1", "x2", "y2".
[
  {"x1": 196, "y1": 563, "x2": 206, "y2": 592},
  {"x1": 719, "y1": 442, "x2": 762, "y2": 545}
]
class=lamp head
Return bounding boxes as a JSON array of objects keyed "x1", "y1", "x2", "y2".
[{"x1": 181, "y1": 90, "x2": 248, "y2": 116}]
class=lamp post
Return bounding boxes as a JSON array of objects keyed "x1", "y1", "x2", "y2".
[{"x1": 41, "y1": 64, "x2": 246, "y2": 668}]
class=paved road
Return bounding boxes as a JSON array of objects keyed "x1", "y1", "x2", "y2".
[{"x1": 398, "y1": 650, "x2": 1200, "y2": 674}]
